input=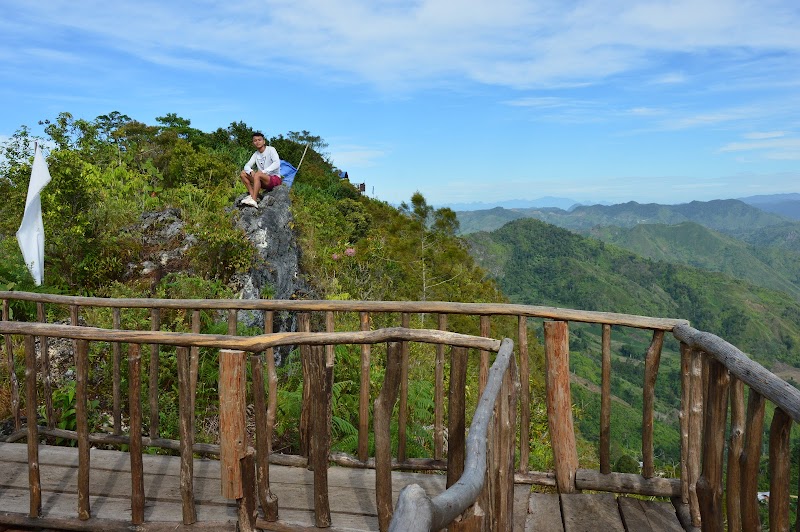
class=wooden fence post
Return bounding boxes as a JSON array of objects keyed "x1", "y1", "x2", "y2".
[
  {"x1": 687, "y1": 346, "x2": 704, "y2": 527},
  {"x1": 518, "y1": 315, "x2": 530, "y2": 474},
  {"x1": 128, "y1": 344, "x2": 145, "y2": 525},
  {"x1": 252, "y1": 355, "x2": 279, "y2": 521},
  {"x1": 112, "y1": 307, "x2": 122, "y2": 435},
  {"x1": 3, "y1": 299, "x2": 22, "y2": 431},
  {"x1": 398, "y1": 313, "x2": 410, "y2": 463},
  {"x1": 298, "y1": 312, "x2": 312, "y2": 458},
  {"x1": 769, "y1": 408, "x2": 792, "y2": 532},
  {"x1": 149, "y1": 307, "x2": 160, "y2": 438},
  {"x1": 435, "y1": 314, "x2": 447, "y2": 462},
  {"x1": 544, "y1": 321, "x2": 578, "y2": 493},
  {"x1": 219, "y1": 349, "x2": 247, "y2": 500},
  {"x1": 481, "y1": 354, "x2": 518, "y2": 531},
  {"x1": 177, "y1": 346, "x2": 196, "y2": 525},
  {"x1": 37, "y1": 302, "x2": 54, "y2": 430},
  {"x1": 310, "y1": 344, "x2": 332, "y2": 527},
  {"x1": 375, "y1": 342, "x2": 402, "y2": 532},
  {"x1": 696, "y1": 358, "x2": 729, "y2": 532},
  {"x1": 727, "y1": 376, "x2": 745, "y2": 532},
  {"x1": 24, "y1": 335, "x2": 41, "y2": 518},
  {"x1": 642, "y1": 330, "x2": 664, "y2": 478},
  {"x1": 447, "y1": 346, "x2": 468, "y2": 488},
  {"x1": 600, "y1": 324, "x2": 611, "y2": 474},
  {"x1": 76, "y1": 338, "x2": 91, "y2": 520},
  {"x1": 740, "y1": 390, "x2": 765, "y2": 532},
  {"x1": 359, "y1": 311, "x2": 371, "y2": 462},
  {"x1": 479, "y1": 315, "x2": 490, "y2": 395}
]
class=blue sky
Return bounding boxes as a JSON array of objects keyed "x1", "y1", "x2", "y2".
[{"x1": 1, "y1": 0, "x2": 799, "y2": 207}]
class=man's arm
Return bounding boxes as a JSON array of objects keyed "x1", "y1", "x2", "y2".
[
  {"x1": 243, "y1": 152, "x2": 257, "y2": 175},
  {"x1": 264, "y1": 147, "x2": 281, "y2": 175}
]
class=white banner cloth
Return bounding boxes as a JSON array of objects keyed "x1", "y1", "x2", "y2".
[{"x1": 16, "y1": 145, "x2": 52, "y2": 286}]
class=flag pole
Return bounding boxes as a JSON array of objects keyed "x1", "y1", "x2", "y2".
[{"x1": 296, "y1": 143, "x2": 310, "y2": 171}]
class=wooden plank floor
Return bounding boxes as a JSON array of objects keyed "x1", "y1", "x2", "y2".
[
  {"x1": 525, "y1": 492, "x2": 686, "y2": 532},
  {"x1": 1, "y1": 442, "x2": 687, "y2": 531},
  {"x1": 0, "y1": 442, "x2": 450, "y2": 530}
]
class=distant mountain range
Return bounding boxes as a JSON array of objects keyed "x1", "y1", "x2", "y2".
[
  {"x1": 442, "y1": 196, "x2": 584, "y2": 211},
  {"x1": 738, "y1": 193, "x2": 800, "y2": 220},
  {"x1": 457, "y1": 198, "x2": 784, "y2": 232},
  {"x1": 444, "y1": 193, "x2": 800, "y2": 215},
  {"x1": 456, "y1": 197, "x2": 800, "y2": 252}
]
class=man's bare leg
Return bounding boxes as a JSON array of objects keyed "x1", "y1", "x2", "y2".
[
  {"x1": 252, "y1": 171, "x2": 262, "y2": 200},
  {"x1": 240, "y1": 171, "x2": 256, "y2": 198}
]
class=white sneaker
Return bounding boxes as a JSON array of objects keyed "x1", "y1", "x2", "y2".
[{"x1": 241, "y1": 196, "x2": 258, "y2": 207}]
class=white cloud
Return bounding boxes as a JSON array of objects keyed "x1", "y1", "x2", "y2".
[
  {"x1": 330, "y1": 144, "x2": 388, "y2": 168},
  {"x1": 650, "y1": 72, "x2": 686, "y2": 85},
  {"x1": 719, "y1": 135, "x2": 800, "y2": 161},
  {"x1": 4, "y1": 0, "x2": 800, "y2": 91},
  {"x1": 628, "y1": 107, "x2": 665, "y2": 116},
  {"x1": 744, "y1": 131, "x2": 786, "y2": 140},
  {"x1": 720, "y1": 137, "x2": 800, "y2": 152},
  {"x1": 504, "y1": 97, "x2": 574, "y2": 109}
]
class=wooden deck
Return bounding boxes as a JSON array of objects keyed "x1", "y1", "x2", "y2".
[
  {"x1": 526, "y1": 492, "x2": 686, "y2": 532},
  {"x1": 0, "y1": 442, "x2": 688, "y2": 531}
]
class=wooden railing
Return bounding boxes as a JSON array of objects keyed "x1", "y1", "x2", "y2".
[
  {"x1": 3, "y1": 291, "x2": 800, "y2": 530},
  {"x1": 674, "y1": 323, "x2": 800, "y2": 531},
  {"x1": 0, "y1": 319, "x2": 512, "y2": 531}
]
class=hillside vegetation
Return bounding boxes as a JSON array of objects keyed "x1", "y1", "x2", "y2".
[
  {"x1": 467, "y1": 217, "x2": 800, "y2": 366},
  {"x1": 588, "y1": 222, "x2": 800, "y2": 301}
]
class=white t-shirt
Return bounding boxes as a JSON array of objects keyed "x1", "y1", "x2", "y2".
[{"x1": 244, "y1": 146, "x2": 281, "y2": 176}]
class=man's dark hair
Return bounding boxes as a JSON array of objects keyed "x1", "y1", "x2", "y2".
[{"x1": 252, "y1": 131, "x2": 265, "y2": 140}]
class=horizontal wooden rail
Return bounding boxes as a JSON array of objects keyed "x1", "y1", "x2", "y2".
[
  {"x1": 390, "y1": 338, "x2": 515, "y2": 531},
  {"x1": 0, "y1": 322, "x2": 502, "y2": 353},
  {"x1": 1, "y1": 291, "x2": 686, "y2": 330},
  {"x1": 674, "y1": 323, "x2": 800, "y2": 422},
  {"x1": 574, "y1": 469, "x2": 681, "y2": 498}
]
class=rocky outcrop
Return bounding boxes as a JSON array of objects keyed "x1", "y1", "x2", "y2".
[
  {"x1": 233, "y1": 185, "x2": 309, "y2": 363},
  {"x1": 121, "y1": 186, "x2": 307, "y2": 364},
  {"x1": 126, "y1": 208, "x2": 196, "y2": 287}
]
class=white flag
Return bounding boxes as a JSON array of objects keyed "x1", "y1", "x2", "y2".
[{"x1": 16, "y1": 144, "x2": 52, "y2": 286}]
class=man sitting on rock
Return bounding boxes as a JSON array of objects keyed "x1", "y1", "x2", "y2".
[{"x1": 240, "y1": 131, "x2": 282, "y2": 208}]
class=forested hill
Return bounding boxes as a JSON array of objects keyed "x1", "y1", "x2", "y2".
[
  {"x1": 588, "y1": 222, "x2": 800, "y2": 302},
  {"x1": 466, "y1": 217, "x2": 800, "y2": 366}
]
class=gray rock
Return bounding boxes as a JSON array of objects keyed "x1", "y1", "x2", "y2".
[{"x1": 233, "y1": 185, "x2": 310, "y2": 364}]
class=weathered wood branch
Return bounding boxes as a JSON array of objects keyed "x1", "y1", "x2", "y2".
[
  {"x1": 674, "y1": 323, "x2": 800, "y2": 422},
  {"x1": 574, "y1": 469, "x2": 681, "y2": 497},
  {"x1": 0, "y1": 291, "x2": 686, "y2": 330},
  {"x1": 0, "y1": 321, "x2": 502, "y2": 353}
]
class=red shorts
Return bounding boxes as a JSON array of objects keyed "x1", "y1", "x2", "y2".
[{"x1": 264, "y1": 174, "x2": 282, "y2": 191}]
